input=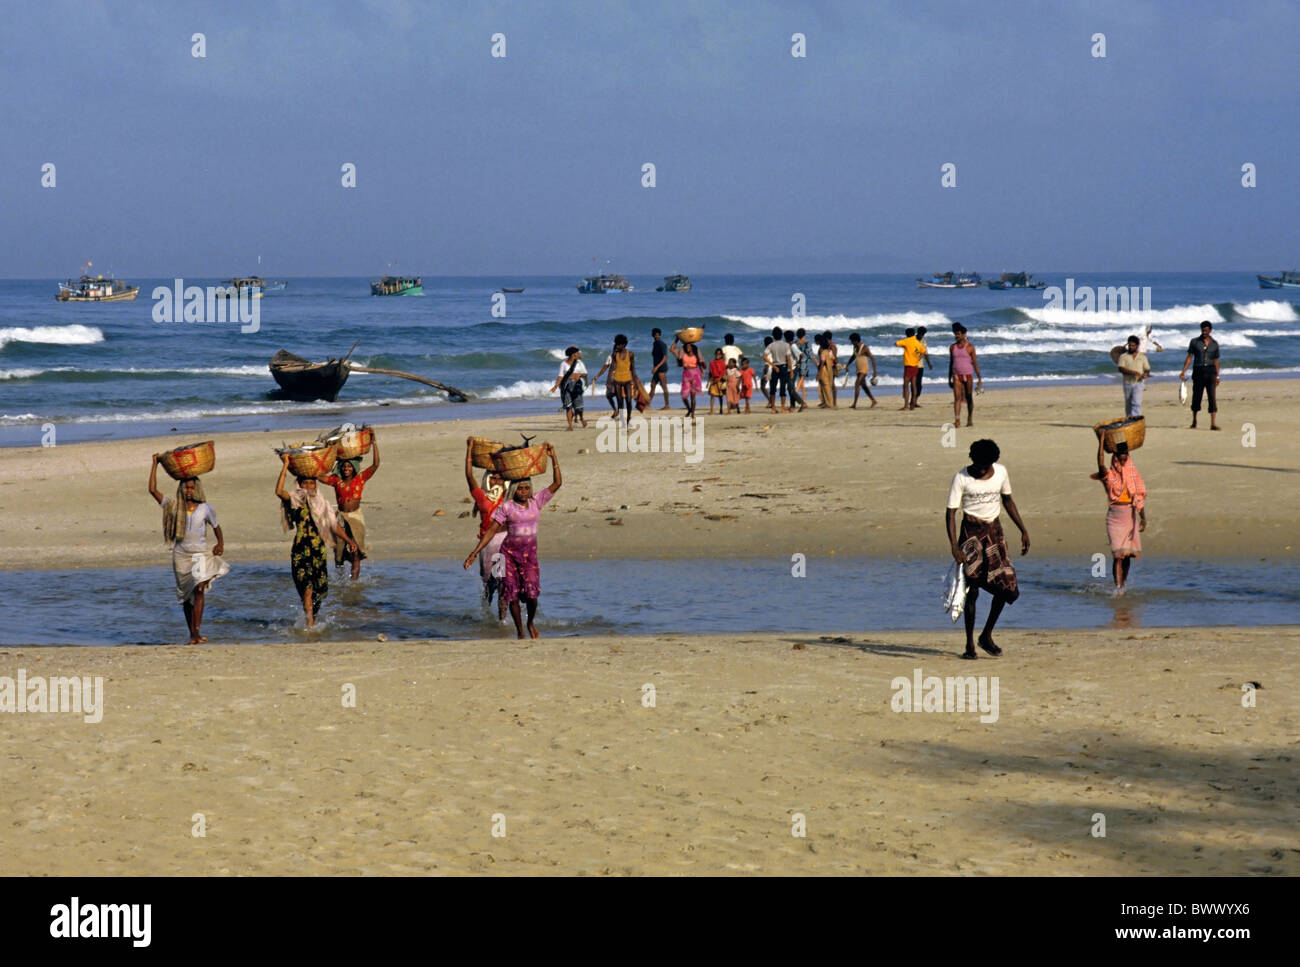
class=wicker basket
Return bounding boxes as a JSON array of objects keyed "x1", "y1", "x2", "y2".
[
  {"x1": 335, "y1": 426, "x2": 373, "y2": 460},
  {"x1": 491, "y1": 445, "x2": 548, "y2": 481},
  {"x1": 281, "y1": 443, "x2": 338, "y2": 479},
  {"x1": 677, "y1": 327, "x2": 705, "y2": 344},
  {"x1": 470, "y1": 436, "x2": 506, "y2": 470},
  {"x1": 1093, "y1": 416, "x2": 1146, "y2": 453},
  {"x1": 160, "y1": 441, "x2": 215, "y2": 480}
]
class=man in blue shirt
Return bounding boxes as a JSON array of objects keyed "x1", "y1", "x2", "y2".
[{"x1": 1177, "y1": 320, "x2": 1221, "y2": 430}]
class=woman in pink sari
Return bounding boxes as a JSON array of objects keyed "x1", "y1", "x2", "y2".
[
  {"x1": 463, "y1": 443, "x2": 561, "y2": 639},
  {"x1": 1093, "y1": 437, "x2": 1146, "y2": 593}
]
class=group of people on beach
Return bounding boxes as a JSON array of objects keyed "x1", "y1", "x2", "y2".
[
  {"x1": 143, "y1": 313, "x2": 1220, "y2": 648},
  {"x1": 146, "y1": 434, "x2": 382, "y2": 643},
  {"x1": 548, "y1": 323, "x2": 988, "y2": 426}
]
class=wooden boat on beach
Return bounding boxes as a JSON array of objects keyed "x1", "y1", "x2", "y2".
[
  {"x1": 500, "y1": 287, "x2": 525, "y2": 293},
  {"x1": 269, "y1": 349, "x2": 352, "y2": 401},
  {"x1": 268, "y1": 342, "x2": 470, "y2": 403},
  {"x1": 57, "y1": 275, "x2": 139, "y2": 302}
]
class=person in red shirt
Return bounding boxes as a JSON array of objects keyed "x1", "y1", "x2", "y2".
[
  {"x1": 465, "y1": 437, "x2": 509, "y2": 620},
  {"x1": 320, "y1": 433, "x2": 380, "y2": 580},
  {"x1": 739, "y1": 356, "x2": 755, "y2": 414},
  {"x1": 707, "y1": 348, "x2": 728, "y2": 415}
]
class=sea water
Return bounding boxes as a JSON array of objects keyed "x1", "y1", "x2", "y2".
[
  {"x1": 2, "y1": 273, "x2": 1298, "y2": 446},
  {"x1": 1, "y1": 556, "x2": 1294, "y2": 646}
]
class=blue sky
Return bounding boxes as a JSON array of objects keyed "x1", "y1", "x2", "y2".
[{"x1": 3, "y1": 0, "x2": 1297, "y2": 275}]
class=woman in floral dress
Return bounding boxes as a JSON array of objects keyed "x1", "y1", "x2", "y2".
[{"x1": 275, "y1": 454, "x2": 357, "y2": 628}]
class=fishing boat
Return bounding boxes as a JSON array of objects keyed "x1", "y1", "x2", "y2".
[
  {"x1": 370, "y1": 276, "x2": 423, "y2": 296},
  {"x1": 577, "y1": 274, "x2": 633, "y2": 293},
  {"x1": 269, "y1": 349, "x2": 353, "y2": 401},
  {"x1": 1257, "y1": 271, "x2": 1300, "y2": 289},
  {"x1": 221, "y1": 277, "x2": 266, "y2": 298},
  {"x1": 655, "y1": 274, "x2": 691, "y2": 292},
  {"x1": 269, "y1": 342, "x2": 470, "y2": 403},
  {"x1": 917, "y1": 271, "x2": 982, "y2": 289},
  {"x1": 987, "y1": 272, "x2": 1046, "y2": 291},
  {"x1": 56, "y1": 275, "x2": 139, "y2": 302}
]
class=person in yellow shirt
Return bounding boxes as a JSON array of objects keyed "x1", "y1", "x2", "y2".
[{"x1": 895, "y1": 327, "x2": 925, "y2": 410}]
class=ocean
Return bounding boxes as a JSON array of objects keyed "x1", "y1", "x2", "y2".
[{"x1": 2, "y1": 272, "x2": 1297, "y2": 446}]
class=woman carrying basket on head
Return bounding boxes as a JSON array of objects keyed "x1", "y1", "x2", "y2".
[
  {"x1": 463, "y1": 443, "x2": 561, "y2": 640},
  {"x1": 670, "y1": 337, "x2": 705, "y2": 420},
  {"x1": 320, "y1": 431, "x2": 380, "y2": 581},
  {"x1": 465, "y1": 437, "x2": 509, "y2": 620},
  {"x1": 1093, "y1": 436, "x2": 1146, "y2": 594},
  {"x1": 276, "y1": 454, "x2": 357, "y2": 629},
  {"x1": 148, "y1": 455, "x2": 229, "y2": 645}
]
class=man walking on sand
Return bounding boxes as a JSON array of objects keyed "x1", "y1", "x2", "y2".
[
  {"x1": 895, "y1": 327, "x2": 924, "y2": 410},
  {"x1": 647, "y1": 328, "x2": 671, "y2": 409},
  {"x1": 1178, "y1": 320, "x2": 1221, "y2": 430},
  {"x1": 1116, "y1": 334, "x2": 1151, "y2": 417},
  {"x1": 946, "y1": 439, "x2": 1030, "y2": 660}
]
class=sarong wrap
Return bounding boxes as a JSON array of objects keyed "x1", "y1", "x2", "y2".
[
  {"x1": 171, "y1": 547, "x2": 230, "y2": 604},
  {"x1": 958, "y1": 516, "x2": 1020, "y2": 604}
]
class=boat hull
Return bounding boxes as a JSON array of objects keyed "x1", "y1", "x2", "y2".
[
  {"x1": 917, "y1": 281, "x2": 980, "y2": 289},
  {"x1": 371, "y1": 286, "x2": 423, "y2": 296},
  {"x1": 269, "y1": 351, "x2": 350, "y2": 402},
  {"x1": 56, "y1": 286, "x2": 139, "y2": 302},
  {"x1": 1257, "y1": 275, "x2": 1300, "y2": 289}
]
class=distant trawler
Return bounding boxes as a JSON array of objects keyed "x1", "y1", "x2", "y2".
[
  {"x1": 371, "y1": 276, "x2": 423, "y2": 296},
  {"x1": 655, "y1": 274, "x2": 691, "y2": 292},
  {"x1": 987, "y1": 272, "x2": 1046, "y2": 291},
  {"x1": 577, "y1": 274, "x2": 633, "y2": 293},
  {"x1": 222, "y1": 277, "x2": 267, "y2": 298},
  {"x1": 1257, "y1": 271, "x2": 1300, "y2": 290},
  {"x1": 57, "y1": 275, "x2": 139, "y2": 302},
  {"x1": 917, "y1": 271, "x2": 982, "y2": 289}
]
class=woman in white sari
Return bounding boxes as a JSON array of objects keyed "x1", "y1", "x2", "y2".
[{"x1": 148, "y1": 456, "x2": 229, "y2": 645}]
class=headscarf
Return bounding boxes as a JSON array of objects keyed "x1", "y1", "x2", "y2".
[
  {"x1": 162, "y1": 477, "x2": 206, "y2": 543},
  {"x1": 337, "y1": 458, "x2": 362, "y2": 479},
  {"x1": 1103, "y1": 454, "x2": 1146, "y2": 511},
  {"x1": 506, "y1": 478, "x2": 532, "y2": 503},
  {"x1": 280, "y1": 483, "x2": 341, "y2": 547},
  {"x1": 474, "y1": 469, "x2": 506, "y2": 521}
]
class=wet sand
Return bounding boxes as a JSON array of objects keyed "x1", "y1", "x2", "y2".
[
  {"x1": 2, "y1": 380, "x2": 1296, "y2": 571},
  {"x1": 2, "y1": 627, "x2": 1295, "y2": 875}
]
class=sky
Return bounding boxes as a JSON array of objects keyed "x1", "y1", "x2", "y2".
[{"x1": 2, "y1": 0, "x2": 1298, "y2": 276}]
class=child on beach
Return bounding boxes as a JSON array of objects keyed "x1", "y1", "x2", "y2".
[
  {"x1": 847, "y1": 333, "x2": 878, "y2": 408},
  {"x1": 739, "y1": 357, "x2": 754, "y2": 414},
  {"x1": 725, "y1": 357, "x2": 741, "y2": 413},
  {"x1": 707, "y1": 348, "x2": 727, "y2": 414}
]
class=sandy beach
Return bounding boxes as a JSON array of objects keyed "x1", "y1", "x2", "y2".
[
  {"x1": 2, "y1": 380, "x2": 1296, "y2": 571},
  {"x1": 2, "y1": 627, "x2": 1296, "y2": 875},
  {"x1": 3, "y1": 380, "x2": 1296, "y2": 876}
]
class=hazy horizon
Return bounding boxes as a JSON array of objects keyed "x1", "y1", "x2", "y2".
[{"x1": 5, "y1": 0, "x2": 1297, "y2": 277}]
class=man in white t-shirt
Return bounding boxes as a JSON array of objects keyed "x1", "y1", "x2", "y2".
[
  {"x1": 549, "y1": 346, "x2": 588, "y2": 430},
  {"x1": 945, "y1": 438, "x2": 1030, "y2": 660}
]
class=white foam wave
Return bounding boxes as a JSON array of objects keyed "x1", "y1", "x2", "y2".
[
  {"x1": 0, "y1": 324, "x2": 105, "y2": 349},
  {"x1": 721, "y1": 312, "x2": 953, "y2": 332},
  {"x1": 1016, "y1": 304, "x2": 1224, "y2": 326},
  {"x1": 1234, "y1": 300, "x2": 1299, "y2": 322},
  {"x1": 0, "y1": 368, "x2": 57, "y2": 380}
]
